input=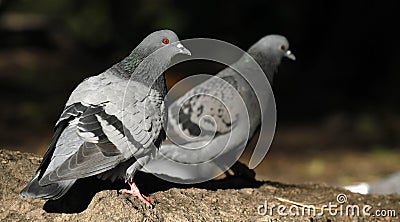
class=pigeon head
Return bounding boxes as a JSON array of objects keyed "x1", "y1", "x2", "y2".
[
  {"x1": 119, "y1": 30, "x2": 191, "y2": 78},
  {"x1": 249, "y1": 35, "x2": 295, "y2": 65},
  {"x1": 135, "y1": 30, "x2": 191, "y2": 59},
  {"x1": 247, "y1": 35, "x2": 295, "y2": 82}
]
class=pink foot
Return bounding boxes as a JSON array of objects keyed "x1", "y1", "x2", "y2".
[{"x1": 120, "y1": 181, "x2": 154, "y2": 205}]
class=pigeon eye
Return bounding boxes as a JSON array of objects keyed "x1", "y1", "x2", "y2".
[
  {"x1": 162, "y1": 38, "x2": 169, "y2": 44},
  {"x1": 280, "y1": 45, "x2": 286, "y2": 51}
]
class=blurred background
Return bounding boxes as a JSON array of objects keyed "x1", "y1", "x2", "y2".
[{"x1": 1, "y1": 0, "x2": 399, "y2": 187}]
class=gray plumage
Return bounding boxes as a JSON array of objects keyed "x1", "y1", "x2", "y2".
[
  {"x1": 142, "y1": 35, "x2": 295, "y2": 181},
  {"x1": 20, "y1": 30, "x2": 190, "y2": 200},
  {"x1": 345, "y1": 171, "x2": 400, "y2": 195}
]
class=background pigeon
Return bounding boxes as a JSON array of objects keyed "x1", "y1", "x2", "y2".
[
  {"x1": 344, "y1": 171, "x2": 400, "y2": 195},
  {"x1": 142, "y1": 35, "x2": 295, "y2": 182},
  {"x1": 20, "y1": 30, "x2": 191, "y2": 205}
]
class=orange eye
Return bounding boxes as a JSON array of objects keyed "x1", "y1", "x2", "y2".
[
  {"x1": 162, "y1": 38, "x2": 169, "y2": 44},
  {"x1": 280, "y1": 45, "x2": 286, "y2": 50}
]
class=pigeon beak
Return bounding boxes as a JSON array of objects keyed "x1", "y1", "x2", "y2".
[
  {"x1": 285, "y1": 50, "x2": 296, "y2": 60},
  {"x1": 176, "y1": 43, "x2": 191, "y2": 56}
]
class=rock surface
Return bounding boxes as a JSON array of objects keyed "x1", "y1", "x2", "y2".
[{"x1": 0, "y1": 149, "x2": 399, "y2": 221}]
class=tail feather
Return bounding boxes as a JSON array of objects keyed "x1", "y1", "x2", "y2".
[{"x1": 20, "y1": 173, "x2": 76, "y2": 200}]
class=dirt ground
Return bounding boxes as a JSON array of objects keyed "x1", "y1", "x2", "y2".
[
  {"x1": 8, "y1": 122, "x2": 400, "y2": 188},
  {"x1": 1, "y1": 149, "x2": 399, "y2": 221}
]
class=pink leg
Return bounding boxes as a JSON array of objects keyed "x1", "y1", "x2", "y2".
[{"x1": 120, "y1": 181, "x2": 154, "y2": 205}]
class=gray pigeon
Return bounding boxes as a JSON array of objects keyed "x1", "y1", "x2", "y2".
[
  {"x1": 345, "y1": 171, "x2": 400, "y2": 195},
  {"x1": 20, "y1": 30, "x2": 191, "y2": 205},
  {"x1": 142, "y1": 35, "x2": 295, "y2": 182}
]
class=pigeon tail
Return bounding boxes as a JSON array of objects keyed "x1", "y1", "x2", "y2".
[{"x1": 20, "y1": 173, "x2": 76, "y2": 200}]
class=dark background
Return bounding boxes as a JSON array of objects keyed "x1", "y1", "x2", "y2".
[{"x1": 0, "y1": 0, "x2": 399, "y2": 184}]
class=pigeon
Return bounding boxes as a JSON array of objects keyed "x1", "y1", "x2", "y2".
[
  {"x1": 20, "y1": 30, "x2": 191, "y2": 205},
  {"x1": 345, "y1": 171, "x2": 400, "y2": 195},
  {"x1": 142, "y1": 35, "x2": 295, "y2": 182}
]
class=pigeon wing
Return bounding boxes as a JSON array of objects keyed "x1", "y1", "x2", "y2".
[
  {"x1": 39, "y1": 74, "x2": 164, "y2": 185},
  {"x1": 168, "y1": 75, "x2": 241, "y2": 144}
]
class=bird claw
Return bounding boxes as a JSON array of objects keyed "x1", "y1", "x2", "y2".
[{"x1": 120, "y1": 181, "x2": 155, "y2": 206}]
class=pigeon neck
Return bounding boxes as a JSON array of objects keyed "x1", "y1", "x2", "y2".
[
  {"x1": 117, "y1": 50, "x2": 146, "y2": 78},
  {"x1": 250, "y1": 52, "x2": 279, "y2": 84},
  {"x1": 111, "y1": 50, "x2": 168, "y2": 94},
  {"x1": 132, "y1": 53, "x2": 168, "y2": 80},
  {"x1": 131, "y1": 51, "x2": 170, "y2": 94}
]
